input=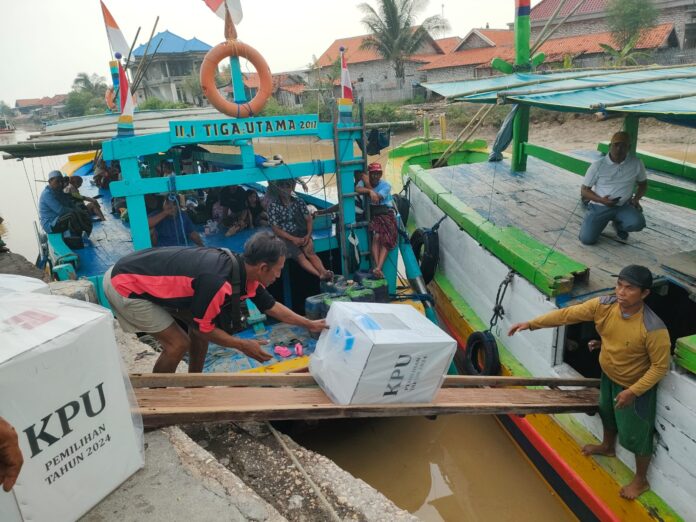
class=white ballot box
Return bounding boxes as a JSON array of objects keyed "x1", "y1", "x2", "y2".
[
  {"x1": 0, "y1": 293, "x2": 144, "y2": 522},
  {"x1": 0, "y1": 274, "x2": 50, "y2": 296},
  {"x1": 310, "y1": 302, "x2": 456, "y2": 405}
]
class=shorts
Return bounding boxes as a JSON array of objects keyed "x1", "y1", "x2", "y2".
[
  {"x1": 102, "y1": 267, "x2": 175, "y2": 334},
  {"x1": 598, "y1": 372, "x2": 657, "y2": 456}
]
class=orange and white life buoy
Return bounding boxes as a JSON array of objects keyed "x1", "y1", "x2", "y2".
[
  {"x1": 105, "y1": 87, "x2": 116, "y2": 111},
  {"x1": 200, "y1": 40, "x2": 272, "y2": 118}
]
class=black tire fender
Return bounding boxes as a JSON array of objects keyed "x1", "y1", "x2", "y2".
[
  {"x1": 459, "y1": 331, "x2": 501, "y2": 376},
  {"x1": 410, "y1": 227, "x2": 439, "y2": 285},
  {"x1": 393, "y1": 194, "x2": 410, "y2": 225}
]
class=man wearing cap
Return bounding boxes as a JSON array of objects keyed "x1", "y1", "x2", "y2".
[
  {"x1": 356, "y1": 162, "x2": 397, "y2": 278},
  {"x1": 508, "y1": 265, "x2": 670, "y2": 499},
  {"x1": 103, "y1": 231, "x2": 326, "y2": 373},
  {"x1": 579, "y1": 131, "x2": 648, "y2": 244},
  {"x1": 39, "y1": 170, "x2": 93, "y2": 238}
]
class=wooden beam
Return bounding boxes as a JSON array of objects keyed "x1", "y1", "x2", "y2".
[
  {"x1": 134, "y1": 386, "x2": 599, "y2": 428},
  {"x1": 130, "y1": 373, "x2": 600, "y2": 389}
]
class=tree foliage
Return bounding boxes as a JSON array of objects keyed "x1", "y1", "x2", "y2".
[
  {"x1": 605, "y1": 0, "x2": 658, "y2": 49},
  {"x1": 64, "y1": 73, "x2": 109, "y2": 117},
  {"x1": 137, "y1": 98, "x2": 189, "y2": 110},
  {"x1": 0, "y1": 101, "x2": 14, "y2": 117},
  {"x1": 358, "y1": 0, "x2": 448, "y2": 83},
  {"x1": 599, "y1": 36, "x2": 653, "y2": 66}
]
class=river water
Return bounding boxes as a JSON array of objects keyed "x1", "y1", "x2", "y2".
[{"x1": 0, "y1": 129, "x2": 588, "y2": 520}]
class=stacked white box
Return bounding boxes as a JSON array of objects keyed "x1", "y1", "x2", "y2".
[
  {"x1": 0, "y1": 274, "x2": 50, "y2": 296},
  {"x1": 0, "y1": 293, "x2": 143, "y2": 522},
  {"x1": 310, "y1": 302, "x2": 456, "y2": 405}
]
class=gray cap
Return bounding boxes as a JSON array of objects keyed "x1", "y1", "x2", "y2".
[{"x1": 47, "y1": 170, "x2": 63, "y2": 180}]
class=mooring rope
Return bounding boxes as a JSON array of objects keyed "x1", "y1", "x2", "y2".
[{"x1": 265, "y1": 422, "x2": 342, "y2": 522}]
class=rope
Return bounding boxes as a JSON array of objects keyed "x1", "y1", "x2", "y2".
[
  {"x1": 20, "y1": 160, "x2": 39, "y2": 214},
  {"x1": 265, "y1": 422, "x2": 341, "y2": 522},
  {"x1": 489, "y1": 270, "x2": 515, "y2": 331}
]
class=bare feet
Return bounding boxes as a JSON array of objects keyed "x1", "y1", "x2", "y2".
[
  {"x1": 620, "y1": 476, "x2": 650, "y2": 500},
  {"x1": 372, "y1": 268, "x2": 384, "y2": 279},
  {"x1": 582, "y1": 443, "x2": 615, "y2": 457},
  {"x1": 319, "y1": 270, "x2": 334, "y2": 281}
]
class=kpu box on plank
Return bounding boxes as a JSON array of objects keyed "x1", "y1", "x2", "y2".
[{"x1": 310, "y1": 302, "x2": 456, "y2": 405}]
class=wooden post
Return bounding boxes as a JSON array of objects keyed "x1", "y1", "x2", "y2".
[
  {"x1": 511, "y1": 0, "x2": 531, "y2": 173},
  {"x1": 623, "y1": 114, "x2": 640, "y2": 154}
]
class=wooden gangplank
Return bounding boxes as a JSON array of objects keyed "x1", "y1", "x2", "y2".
[{"x1": 131, "y1": 374, "x2": 599, "y2": 428}]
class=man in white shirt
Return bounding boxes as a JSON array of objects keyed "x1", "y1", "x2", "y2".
[{"x1": 579, "y1": 131, "x2": 648, "y2": 244}]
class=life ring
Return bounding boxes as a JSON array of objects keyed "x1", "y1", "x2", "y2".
[
  {"x1": 200, "y1": 40, "x2": 272, "y2": 118},
  {"x1": 105, "y1": 87, "x2": 116, "y2": 111},
  {"x1": 410, "y1": 227, "x2": 439, "y2": 284},
  {"x1": 455, "y1": 331, "x2": 501, "y2": 376}
]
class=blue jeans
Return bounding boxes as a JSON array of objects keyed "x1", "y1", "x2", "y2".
[{"x1": 579, "y1": 203, "x2": 645, "y2": 245}]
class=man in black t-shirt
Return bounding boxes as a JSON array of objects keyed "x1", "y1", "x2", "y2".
[{"x1": 103, "y1": 232, "x2": 326, "y2": 372}]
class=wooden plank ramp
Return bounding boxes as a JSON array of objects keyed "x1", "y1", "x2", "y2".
[{"x1": 131, "y1": 374, "x2": 599, "y2": 428}]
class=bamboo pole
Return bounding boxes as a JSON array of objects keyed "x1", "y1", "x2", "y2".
[
  {"x1": 530, "y1": 0, "x2": 588, "y2": 55},
  {"x1": 446, "y1": 63, "x2": 696, "y2": 100},
  {"x1": 130, "y1": 16, "x2": 160, "y2": 93},
  {"x1": 435, "y1": 104, "x2": 494, "y2": 168},
  {"x1": 432, "y1": 104, "x2": 488, "y2": 168},
  {"x1": 499, "y1": 71, "x2": 696, "y2": 101},
  {"x1": 531, "y1": 0, "x2": 570, "y2": 51},
  {"x1": 590, "y1": 90, "x2": 696, "y2": 109}
]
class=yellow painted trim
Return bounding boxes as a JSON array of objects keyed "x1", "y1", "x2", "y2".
[
  {"x1": 432, "y1": 279, "x2": 681, "y2": 522},
  {"x1": 61, "y1": 151, "x2": 97, "y2": 177},
  {"x1": 240, "y1": 355, "x2": 310, "y2": 374}
]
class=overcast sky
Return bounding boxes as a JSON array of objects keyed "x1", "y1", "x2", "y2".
[{"x1": 0, "y1": 0, "x2": 527, "y2": 105}]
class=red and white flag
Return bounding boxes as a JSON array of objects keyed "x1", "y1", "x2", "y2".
[
  {"x1": 100, "y1": 1, "x2": 130, "y2": 58},
  {"x1": 118, "y1": 60, "x2": 135, "y2": 123},
  {"x1": 340, "y1": 48, "x2": 353, "y2": 100},
  {"x1": 203, "y1": 0, "x2": 243, "y2": 23}
]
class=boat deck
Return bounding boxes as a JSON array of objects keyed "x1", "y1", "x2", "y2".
[
  {"x1": 76, "y1": 176, "x2": 335, "y2": 278},
  {"x1": 429, "y1": 151, "x2": 696, "y2": 297}
]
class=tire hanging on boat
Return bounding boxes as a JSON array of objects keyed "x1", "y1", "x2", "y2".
[
  {"x1": 455, "y1": 331, "x2": 501, "y2": 376},
  {"x1": 409, "y1": 227, "x2": 439, "y2": 285},
  {"x1": 393, "y1": 193, "x2": 410, "y2": 225},
  {"x1": 457, "y1": 271, "x2": 513, "y2": 376},
  {"x1": 200, "y1": 40, "x2": 273, "y2": 118}
]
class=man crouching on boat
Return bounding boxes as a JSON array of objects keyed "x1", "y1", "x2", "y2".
[
  {"x1": 508, "y1": 265, "x2": 670, "y2": 500},
  {"x1": 103, "y1": 231, "x2": 326, "y2": 373},
  {"x1": 579, "y1": 131, "x2": 648, "y2": 244}
]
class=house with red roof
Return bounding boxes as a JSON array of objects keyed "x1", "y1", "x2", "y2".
[
  {"x1": 15, "y1": 95, "x2": 68, "y2": 116},
  {"x1": 313, "y1": 31, "x2": 456, "y2": 102},
  {"x1": 529, "y1": 0, "x2": 696, "y2": 49},
  {"x1": 420, "y1": 23, "x2": 678, "y2": 83},
  {"x1": 223, "y1": 72, "x2": 308, "y2": 108}
]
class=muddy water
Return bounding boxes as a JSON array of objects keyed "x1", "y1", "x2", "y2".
[{"x1": 296, "y1": 416, "x2": 574, "y2": 521}]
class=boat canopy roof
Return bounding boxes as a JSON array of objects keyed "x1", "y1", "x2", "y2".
[{"x1": 423, "y1": 65, "x2": 696, "y2": 125}]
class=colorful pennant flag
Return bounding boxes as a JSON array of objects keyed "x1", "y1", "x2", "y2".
[
  {"x1": 203, "y1": 0, "x2": 243, "y2": 24},
  {"x1": 100, "y1": 1, "x2": 130, "y2": 58},
  {"x1": 340, "y1": 47, "x2": 353, "y2": 101},
  {"x1": 116, "y1": 60, "x2": 135, "y2": 137}
]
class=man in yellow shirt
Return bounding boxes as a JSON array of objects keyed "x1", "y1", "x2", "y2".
[{"x1": 508, "y1": 265, "x2": 670, "y2": 500}]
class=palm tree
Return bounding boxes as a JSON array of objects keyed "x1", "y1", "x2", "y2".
[{"x1": 358, "y1": 0, "x2": 448, "y2": 85}]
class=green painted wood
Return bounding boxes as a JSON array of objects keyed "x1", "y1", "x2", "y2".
[
  {"x1": 524, "y1": 143, "x2": 696, "y2": 210},
  {"x1": 388, "y1": 138, "x2": 487, "y2": 159},
  {"x1": 512, "y1": 105, "x2": 530, "y2": 172},
  {"x1": 407, "y1": 166, "x2": 588, "y2": 296},
  {"x1": 622, "y1": 115, "x2": 640, "y2": 154},
  {"x1": 675, "y1": 335, "x2": 696, "y2": 374},
  {"x1": 597, "y1": 142, "x2": 696, "y2": 182}
]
